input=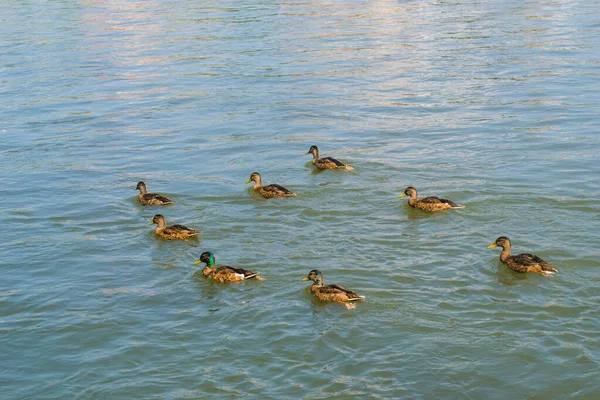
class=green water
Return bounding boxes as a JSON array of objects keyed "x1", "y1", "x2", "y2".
[{"x1": 1, "y1": 0, "x2": 599, "y2": 398}]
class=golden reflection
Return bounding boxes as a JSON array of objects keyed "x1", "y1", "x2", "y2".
[{"x1": 76, "y1": 0, "x2": 174, "y2": 102}]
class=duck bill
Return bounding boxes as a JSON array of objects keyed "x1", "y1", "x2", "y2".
[
  {"x1": 487, "y1": 244, "x2": 497, "y2": 249},
  {"x1": 398, "y1": 194, "x2": 406, "y2": 198},
  {"x1": 148, "y1": 221, "x2": 154, "y2": 225},
  {"x1": 301, "y1": 277, "x2": 309, "y2": 281},
  {"x1": 193, "y1": 259, "x2": 201, "y2": 265},
  {"x1": 245, "y1": 179, "x2": 252, "y2": 184}
]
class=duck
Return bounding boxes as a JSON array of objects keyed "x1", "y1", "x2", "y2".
[
  {"x1": 246, "y1": 172, "x2": 296, "y2": 198},
  {"x1": 135, "y1": 181, "x2": 173, "y2": 206},
  {"x1": 193, "y1": 251, "x2": 263, "y2": 282},
  {"x1": 488, "y1": 236, "x2": 558, "y2": 276},
  {"x1": 398, "y1": 186, "x2": 464, "y2": 211},
  {"x1": 302, "y1": 270, "x2": 364, "y2": 309},
  {"x1": 306, "y1": 145, "x2": 354, "y2": 171},
  {"x1": 150, "y1": 214, "x2": 200, "y2": 241}
]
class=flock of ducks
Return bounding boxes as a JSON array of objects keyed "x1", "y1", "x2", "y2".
[{"x1": 136, "y1": 145, "x2": 558, "y2": 309}]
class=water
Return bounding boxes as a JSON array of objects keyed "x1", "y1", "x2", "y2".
[{"x1": 1, "y1": 0, "x2": 599, "y2": 398}]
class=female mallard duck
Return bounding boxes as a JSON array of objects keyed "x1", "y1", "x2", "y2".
[
  {"x1": 302, "y1": 270, "x2": 364, "y2": 309},
  {"x1": 306, "y1": 145, "x2": 354, "y2": 171},
  {"x1": 488, "y1": 236, "x2": 558, "y2": 276},
  {"x1": 246, "y1": 172, "x2": 296, "y2": 198},
  {"x1": 193, "y1": 251, "x2": 263, "y2": 282},
  {"x1": 150, "y1": 214, "x2": 200, "y2": 241},
  {"x1": 399, "y1": 186, "x2": 464, "y2": 211},
  {"x1": 135, "y1": 181, "x2": 173, "y2": 206}
]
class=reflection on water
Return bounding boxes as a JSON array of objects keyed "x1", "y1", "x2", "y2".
[{"x1": 2, "y1": 0, "x2": 600, "y2": 398}]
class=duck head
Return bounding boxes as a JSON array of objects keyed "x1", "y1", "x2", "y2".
[
  {"x1": 246, "y1": 172, "x2": 262, "y2": 185},
  {"x1": 488, "y1": 236, "x2": 511, "y2": 249},
  {"x1": 135, "y1": 181, "x2": 147, "y2": 193},
  {"x1": 302, "y1": 269, "x2": 324, "y2": 285},
  {"x1": 194, "y1": 251, "x2": 215, "y2": 266},
  {"x1": 399, "y1": 186, "x2": 418, "y2": 199}
]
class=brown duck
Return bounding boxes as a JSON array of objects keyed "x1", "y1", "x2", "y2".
[
  {"x1": 306, "y1": 145, "x2": 354, "y2": 171},
  {"x1": 488, "y1": 236, "x2": 557, "y2": 276},
  {"x1": 135, "y1": 181, "x2": 173, "y2": 206},
  {"x1": 150, "y1": 214, "x2": 199, "y2": 241},
  {"x1": 399, "y1": 186, "x2": 464, "y2": 211},
  {"x1": 246, "y1": 172, "x2": 296, "y2": 198},
  {"x1": 193, "y1": 251, "x2": 263, "y2": 282},
  {"x1": 302, "y1": 270, "x2": 364, "y2": 309}
]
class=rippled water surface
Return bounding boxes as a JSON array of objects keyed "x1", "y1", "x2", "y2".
[{"x1": 2, "y1": 0, "x2": 599, "y2": 398}]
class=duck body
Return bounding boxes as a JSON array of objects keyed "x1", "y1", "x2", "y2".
[
  {"x1": 399, "y1": 186, "x2": 464, "y2": 211},
  {"x1": 194, "y1": 252, "x2": 261, "y2": 282},
  {"x1": 302, "y1": 270, "x2": 364, "y2": 304},
  {"x1": 246, "y1": 172, "x2": 296, "y2": 198},
  {"x1": 135, "y1": 182, "x2": 173, "y2": 206},
  {"x1": 488, "y1": 236, "x2": 557, "y2": 276},
  {"x1": 151, "y1": 214, "x2": 199, "y2": 241},
  {"x1": 307, "y1": 145, "x2": 354, "y2": 171}
]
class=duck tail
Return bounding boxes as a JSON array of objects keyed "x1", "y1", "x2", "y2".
[
  {"x1": 450, "y1": 204, "x2": 465, "y2": 209},
  {"x1": 347, "y1": 295, "x2": 365, "y2": 301},
  {"x1": 541, "y1": 267, "x2": 558, "y2": 276}
]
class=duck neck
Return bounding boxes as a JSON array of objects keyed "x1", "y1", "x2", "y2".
[
  {"x1": 138, "y1": 185, "x2": 147, "y2": 194},
  {"x1": 311, "y1": 149, "x2": 319, "y2": 162},
  {"x1": 408, "y1": 193, "x2": 418, "y2": 207},
  {"x1": 499, "y1": 245, "x2": 511, "y2": 263},
  {"x1": 313, "y1": 276, "x2": 324, "y2": 287},
  {"x1": 205, "y1": 255, "x2": 215, "y2": 267},
  {"x1": 253, "y1": 178, "x2": 262, "y2": 190},
  {"x1": 202, "y1": 265, "x2": 214, "y2": 276},
  {"x1": 156, "y1": 219, "x2": 166, "y2": 229}
]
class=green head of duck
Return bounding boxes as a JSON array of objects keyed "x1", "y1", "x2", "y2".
[{"x1": 194, "y1": 251, "x2": 215, "y2": 267}]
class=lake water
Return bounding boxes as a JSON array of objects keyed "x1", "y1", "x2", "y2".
[{"x1": 2, "y1": 0, "x2": 599, "y2": 398}]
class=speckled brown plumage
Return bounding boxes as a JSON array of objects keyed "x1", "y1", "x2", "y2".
[
  {"x1": 307, "y1": 145, "x2": 354, "y2": 171},
  {"x1": 246, "y1": 172, "x2": 296, "y2": 198},
  {"x1": 302, "y1": 270, "x2": 364, "y2": 305},
  {"x1": 135, "y1": 182, "x2": 173, "y2": 206},
  {"x1": 399, "y1": 186, "x2": 464, "y2": 211},
  {"x1": 488, "y1": 236, "x2": 557, "y2": 276},
  {"x1": 150, "y1": 214, "x2": 199, "y2": 241},
  {"x1": 194, "y1": 252, "x2": 262, "y2": 282}
]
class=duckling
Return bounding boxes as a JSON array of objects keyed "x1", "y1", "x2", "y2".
[
  {"x1": 135, "y1": 181, "x2": 173, "y2": 206},
  {"x1": 488, "y1": 236, "x2": 557, "y2": 276},
  {"x1": 398, "y1": 186, "x2": 464, "y2": 211},
  {"x1": 150, "y1": 214, "x2": 200, "y2": 241},
  {"x1": 302, "y1": 270, "x2": 364, "y2": 309},
  {"x1": 193, "y1": 251, "x2": 263, "y2": 282},
  {"x1": 306, "y1": 145, "x2": 354, "y2": 171},
  {"x1": 246, "y1": 172, "x2": 296, "y2": 198}
]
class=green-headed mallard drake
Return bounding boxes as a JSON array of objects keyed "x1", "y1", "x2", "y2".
[
  {"x1": 150, "y1": 214, "x2": 200, "y2": 241},
  {"x1": 302, "y1": 270, "x2": 364, "y2": 309},
  {"x1": 488, "y1": 236, "x2": 557, "y2": 276},
  {"x1": 193, "y1": 251, "x2": 263, "y2": 282},
  {"x1": 306, "y1": 145, "x2": 354, "y2": 171},
  {"x1": 246, "y1": 172, "x2": 296, "y2": 198},
  {"x1": 399, "y1": 186, "x2": 464, "y2": 211},
  {"x1": 135, "y1": 181, "x2": 173, "y2": 206}
]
